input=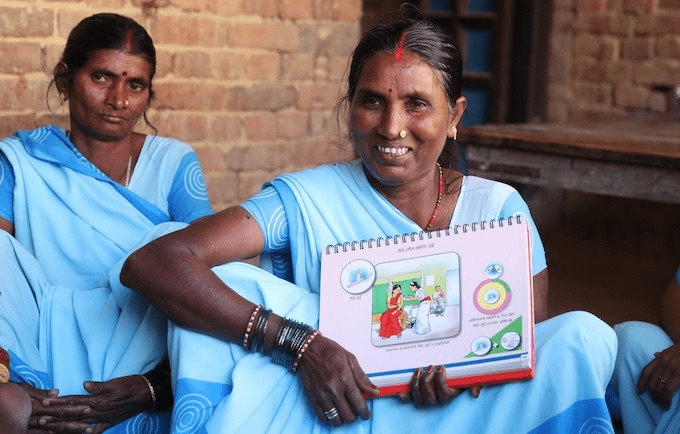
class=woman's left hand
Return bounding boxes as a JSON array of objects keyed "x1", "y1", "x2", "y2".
[
  {"x1": 34, "y1": 375, "x2": 152, "y2": 433},
  {"x1": 637, "y1": 343, "x2": 680, "y2": 408},
  {"x1": 399, "y1": 365, "x2": 482, "y2": 406}
]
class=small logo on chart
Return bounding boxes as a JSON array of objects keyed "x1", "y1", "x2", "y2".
[{"x1": 340, "y1": 259, "x2": 376, "y2": 295}]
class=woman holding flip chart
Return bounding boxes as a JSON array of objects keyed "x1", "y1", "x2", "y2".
[{"x1": 120, "y1": 4, "x2": 617, "y2": 433}]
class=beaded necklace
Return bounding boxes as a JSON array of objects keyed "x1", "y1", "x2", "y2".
[{"x1": 424, "y1": 163, "x2": 443, "y2": 232}]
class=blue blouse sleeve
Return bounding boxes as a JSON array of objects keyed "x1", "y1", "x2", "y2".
[
  {"x1": 0, "y1": 152, "x2": 14, "y2": 223},
  {"x1": 675, "y1": 266, "x2": 680, "y2": 285},
  {"x1": 167, "y1": 152, "x2": 213, "y2": 223},
  {"x1": 241, "y1": 186, "x2": 290, "y2": 254},
  {"x1": 498, "y1": 191, "x2": 547, "y2": 275}
]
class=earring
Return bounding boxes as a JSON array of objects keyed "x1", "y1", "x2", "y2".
[
  {"x1": 452, "y1": 126, "x2": 458, "y2": 140},
  {"x1": 60, "y1": 92, "x2": 67, "y2": 103},
  {"x1": 399, "y1": 129, "x2": 407, "y2": 138}
]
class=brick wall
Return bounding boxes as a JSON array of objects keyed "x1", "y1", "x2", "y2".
[
  {"x1": 0, "y1": 0, "x2": 361, "y2": 210},
  {"x1": 548, "y1": 0, "x2": 680, "y2": 122}
]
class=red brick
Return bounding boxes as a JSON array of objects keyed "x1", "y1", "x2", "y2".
[
  {"x1": 329, "y1": 55, "x2": 350, "y2": 82},
  {"x1": 573, "y1": 81, "x2": 613, "y2": 106},
  {"x1": 574, "y1": 59, "x2": 610, "y2": 81},
  {"x1": 0, "y1": 42, "x2": 42, "y2": 74},
  {"x1": 175, "y1": 51, "x2": 212, "y2": 78},
  {"x1": 194, "y1": 145, "x2": 229, "y2": 171},
  {"x1": 637, "y1": 15, "x2": 680, "y2": 34},
  {"x1": 659, "y1": 0, "x2": 680, "y2": 9},
  {"x1": 648, "y1": 90, "x2": 668, "y2": 111},
  {"x1": 244, "y1": 112, "x2": 278, "y2": 140},
  {"x1": 578, "y1": 0, "x2": 609, "y2": 14},
  {"x1": 151, "y1": 112, "x2": 208, "y2": 142},
  {"x1": 624, "y1": 0, "x2": 659, "y2": 14},
  {"x1": 282, "y1": 54, "x2": 315, "y2": 80},
  {"x1": 238, "y1": 170, "x2": 272, "y2": 199},
  {"x1": 228, "y1": 85, "x2": 296, "y2": 111},
  {"x1": 0, "y1": 76, "x2": 48, "y2": 111},
  {"x1": 131, "y1": 0, "x2": 171, "y2": 8},
  {"x1": 244, "y1": 0, "x2": 279, "y2": 17},
  {"x1": 209, "y1": 114, "x2": 242, "y2": 142},
  {"x1": 245, "y1": 52, "x2": 281, "y2": 81},
  {"x1": 282, "y1": 0, "x2": 313, "y2": 19},
  {"x1": 170, "y1": 0, "x2": 219, "y2": 13},
  {"x1": 575, "y1": 13, "x2": 636, "y2": 35},
  {"x1": 277, "y1": 111, "x2": 308, "y2": 139},
  {"x1": 621, "y1": 37, "x2": 655, "y2": 60},
  {"x1": 657, "y1": 36, "x2": 680, "y2": 58},
  {"x1": 614, "y1": 84, "x2": 650, "y2": 108},
  {"x1": 574, "y1": 33, "x2": 620, "y2": 60},
  {"x1": 84, "y1": 0, "x2": 126, "y2": 7},
  {"x1": 154, "y1": 49, "x2": 173, "y2": 79},
  {"x1": 336, "y1": 0, "x2": 362, "y2": 21},
  {"x1": 247, "y1": 143, "x2": 293, "y2": 170},
  {"x1": 149, "y1": 16, "x2": 212, "y2": 46},
  {"x1": 154, "y1": 82, "x2": 228, "y2": 111},
  {"x1": 205, "y1": 171, "x2": 239, "y2": 205},
  {"x1": 634, "y1": 60, "x2": 674, "y2": 84},
  {"x1": 0, "y1": 7, "x2": 53, "y2": 37},
  {"x1": 0, "y1": 114, "x2": 38, "y2": 139},
  {"x1": 297, "y1": 83, "x2": 342, "y2": 110},
  {"x1": 228, "y1": 22, "x2": 297, "y2": 51},
  {"x1": 310, "y1": 109, "x2": 336, "y2": 137}
]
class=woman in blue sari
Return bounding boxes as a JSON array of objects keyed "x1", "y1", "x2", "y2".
[
  {"x1": 121, "y1": 6, "x2": 617, "y2": 434},
  {"x1": 609, "y1": 266, "x2": 680, "y2": 433},
  {"x1": 0, "y1": 13, "x2": 211, "y2": 434}
]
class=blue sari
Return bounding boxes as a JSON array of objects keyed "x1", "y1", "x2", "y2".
[
  {"x1": 0, "y1": 126, "x2": 211, "y2": 433},
  {"x1": 158, "y1": 161, "x2": 617, "y2": 433}
]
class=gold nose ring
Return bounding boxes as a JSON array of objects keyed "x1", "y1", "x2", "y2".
[{"x1": 399, "y1": 129, "x2": 407, "y2": 138}]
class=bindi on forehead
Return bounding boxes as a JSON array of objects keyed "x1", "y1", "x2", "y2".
[{"x1": 122, "y1": 71, "x2": 128, "y2": 76}]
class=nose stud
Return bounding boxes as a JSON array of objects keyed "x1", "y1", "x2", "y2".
[{"x1": 399, "y1": 129, "x2": 407, "y2": 138}]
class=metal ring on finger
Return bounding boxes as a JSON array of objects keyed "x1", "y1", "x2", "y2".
[
  {"x1": 659, "y1": 375, "x2": 668, "y2": 384},
  {"x1": 324, "y1": 407, "x2": 339, "y2": 420}
]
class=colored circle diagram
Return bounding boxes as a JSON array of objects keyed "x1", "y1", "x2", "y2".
[{"x1": 473, "y1": 279, "x2": 511, "y2": 314}]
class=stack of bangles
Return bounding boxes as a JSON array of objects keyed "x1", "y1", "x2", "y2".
[{"x1": 243, "y1": 305, "x2": 320, "y2": 373}]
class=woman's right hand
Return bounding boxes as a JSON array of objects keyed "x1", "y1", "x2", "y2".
[
  {"x1": 297, "y1": 335, "x2": 379, "y2": 426},
  {"x1": 398, "y1": 365, "x2": 481, "y2": 406},
  {"x1": 19, "y1": 383, "x2": 92, "y2": 434}
]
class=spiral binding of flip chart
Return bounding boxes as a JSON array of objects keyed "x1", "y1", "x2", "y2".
[{"x1": 325, "y1": 215, "x2": 523, "y2": 255}]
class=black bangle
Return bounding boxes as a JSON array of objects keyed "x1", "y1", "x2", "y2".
[
  {"x1": 142, "y1": 357, "x2": 173, "y2": 412},
  {"x1": 270, "y1": 318, "x2": 315, "y2": 372}
]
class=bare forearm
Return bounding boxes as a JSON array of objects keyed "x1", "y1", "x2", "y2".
[{"x1": 121, "y1": 241, "x2": 253, "y2": 341}]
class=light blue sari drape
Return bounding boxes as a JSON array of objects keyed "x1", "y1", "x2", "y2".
[
  {"x1": 160, "y1": 162, "x2": 617, "y2": 433},
  {"x1": 0, "y1": 126, "x2": 173, "y2": 433}
]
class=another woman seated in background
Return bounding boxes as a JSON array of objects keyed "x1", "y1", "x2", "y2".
[
  {"x1": 121, "y1": 5, "x2": 617, "y2": 433},
  {"x1": 0, "y1": 13, "x2": 212, "y2": 434},
  {"x1": 610, "y1": 265, "x2": 680, "y2": 433}
]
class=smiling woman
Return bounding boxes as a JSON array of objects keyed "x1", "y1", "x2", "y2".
[
  {"x1": 117, "y1": 5, "x2": 617, "y2": 434},
  {"x1": 0, "y1": 13, "x2": 212, "y2": 434}
]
